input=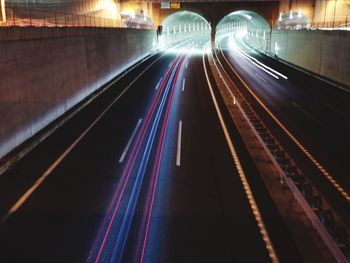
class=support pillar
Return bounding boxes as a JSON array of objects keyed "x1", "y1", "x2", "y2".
[{"x1": 210, "y1": 20, "x2": 216, "y2": 49}]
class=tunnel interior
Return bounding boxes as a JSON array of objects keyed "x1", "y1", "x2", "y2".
[
  {"x1": 215, "y1": 10, "x2": 270, "y2": 48},
  {"x1": 159, "y1": 11, "x2": 211, "y2": 52}
]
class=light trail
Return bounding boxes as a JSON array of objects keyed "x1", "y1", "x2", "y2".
[
  {"x1": 218, "y1": 42, "x2": 350, "y2": 203},
  {"x1": 89, "y1": 57, "x2": 180, "y2": 263},
  {"x1": 89, "y1": 55, "x2": 187, "y2": 263},
  {"x1": 1, "y1": 53, "x2": 165, "y2": 225},
  {"x1": 227, "y1": 34, "x2": 288, "y2": 80},
  {"x1": 110, "y1": 58, "x2": 181, "y2": 263},
  {"x1": 139, "y1": 58, "x2": 185, "y2": 263}
]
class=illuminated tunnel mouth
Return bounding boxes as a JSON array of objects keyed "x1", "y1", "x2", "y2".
[
  {"x1": 159, "y1": 11, "x2": 211, "y2": 53},
  {"x1": 215, "y1": 10, "x2": 270, "y2": 47}
]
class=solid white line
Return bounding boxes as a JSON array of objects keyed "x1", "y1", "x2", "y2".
[
  {"x1": 119, "y1": 119, "x2": 142, "y2": 163},
  {"x1": 255, "y1": 72, "x2": 266, "y2": 83},
  {"x1": 185, "y1": 61, "x2": 188, "y2": 69},
  {"x1": 155, "y1": 77, "x2": 163, "y2": 90},
  {"x1": 176, "y1": 121, "x2": 182, "y2": 167},
  {"x1": 182, "y1": 78, "x2": 186, "y2": 92},
  {"x1": 292, "y1": 102, "x2": 325, "y2": 128},
  {"x1": 326, "y1": 104, "x2": 350, "y2": 120},
  {"x1": 1, "y1": 54, "x2": 165, "y2": 224}
]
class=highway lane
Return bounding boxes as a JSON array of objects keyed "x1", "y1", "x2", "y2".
[
  {"x1": 0, "y1": 51, "x2": 174, "y2": 262},
  {"x1": 125, "y1": 53, "x2": 275, "y2": 263},
  {"x1": 218, "y1": 33, "x2": 350, "y2": 224},
  {"x1": 121, "y1": 47, "x2": 303, "y2": 263},
  {"x1": 0, "y1": 38, "x2": 302, "y2": 263}
]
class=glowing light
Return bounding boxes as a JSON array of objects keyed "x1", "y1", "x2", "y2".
[
  {"x1": 289, "y1": 10, "x2": 293, "y2": 19},
  {"x1": 298, "y1": 8, "x2": 302, "y2": 18},
  {"x1": 279, "y1": 12, "x2": 282, "y2": 22},
  {"x1": 99, "y1": 0, "x2": 118, "y2": 18},
  {"x1": 274, "y1": 41, "x2": 279, "y2": 55},
  {"x1": 120, "y1": 9, "x2": 135, "y2": 19},
  {"x1": 1, "y1": 0, "x2": 6, "y2": 22}
]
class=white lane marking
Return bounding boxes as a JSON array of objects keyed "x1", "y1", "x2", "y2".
[
  {"x1": 326, "y1": 104, "x2": 350, "y2": 120},
  {"x1": 255, "y1": 72, "x2": 267, "y2": 83},
  {"x1": 219, "y1": 45, "x2": 350, "y2": 202},
  {"x1": 0, "y1": 54, "x2": 165, "y2": 224},
  {"x1": 182, "y1": 78, "x2": 186, "y2": 92},
  {"x1": 119, "y1": 119, "x2": 142, "y2": 163},
  {"x1": 292, "y1": 102, "x2": 325, "y2": 128},
  {"x1": 176, "y1": 121, "x2": 182, "y2": 167},
  {"x1": 185, "y1": 61, "x2": 188, "y2": 69},
  {"x1": 155, "y1": 77, "x2": 163, "y2": 90},
  {"x1": 202, "y1": 44, "x2": 279, "y2": 263}
]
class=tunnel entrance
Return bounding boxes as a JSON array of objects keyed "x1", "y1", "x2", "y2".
[
  {"x1": 215, "y1": 10, "x2": 270, "y2": 50},
  {"x1": 159, "y1": 11, "x2": 211, "y2": 52}
]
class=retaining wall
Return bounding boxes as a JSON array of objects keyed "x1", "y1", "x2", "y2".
[{"x1": 0, "y1": 27, "x2": 156, "y2": 159}]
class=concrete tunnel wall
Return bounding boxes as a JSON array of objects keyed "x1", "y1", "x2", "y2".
[
  {"x1": 0, "y1": 27, "x2": 156, "y2": 159},
  {"x1": 245, "y1": 29, "x2": 350, "y2": 88}
]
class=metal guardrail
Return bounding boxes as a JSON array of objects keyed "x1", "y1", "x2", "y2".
[
  {"x1": 310, "y1": 17, "x2": 350, "y2": 30},
  {"x1": 237, "y1": 99, "x2": 350, "y2": 263},
  {"x1": 0, "y1": 6, "x2": 122, "y2": 28},
  {"x1": 210, "y1": 48, "x2": 350, "y2": 263}
]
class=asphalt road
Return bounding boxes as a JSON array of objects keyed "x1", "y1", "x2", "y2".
[
  {"x1": 218, "y1": 33, "x2": 350, "y2": 225},
  {"x1": 0, "y1": 40, "x2": 302, "y2": 263}
]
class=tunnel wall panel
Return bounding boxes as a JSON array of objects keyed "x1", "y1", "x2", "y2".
[
  {"x1": 0, "y1": 27, "x2": 156, "y2": 159},
  {"x1": 246, "y1": 29, "x2": 350, "y2": 88}
]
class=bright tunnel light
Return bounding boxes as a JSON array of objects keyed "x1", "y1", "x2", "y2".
[{"x1": 1, "y1": 0, "x2": 6, "y2": 22}]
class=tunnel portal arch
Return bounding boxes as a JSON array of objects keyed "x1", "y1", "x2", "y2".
[
  {"x1": 215, "y1": 10, "x2": 270, "y2": 48},
  {"x1": 149, "y1": 1, "x2": 278, "y2": 48},
  {"x1": 159, "y1": 11, "x2": 211, "y2": 50}
]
